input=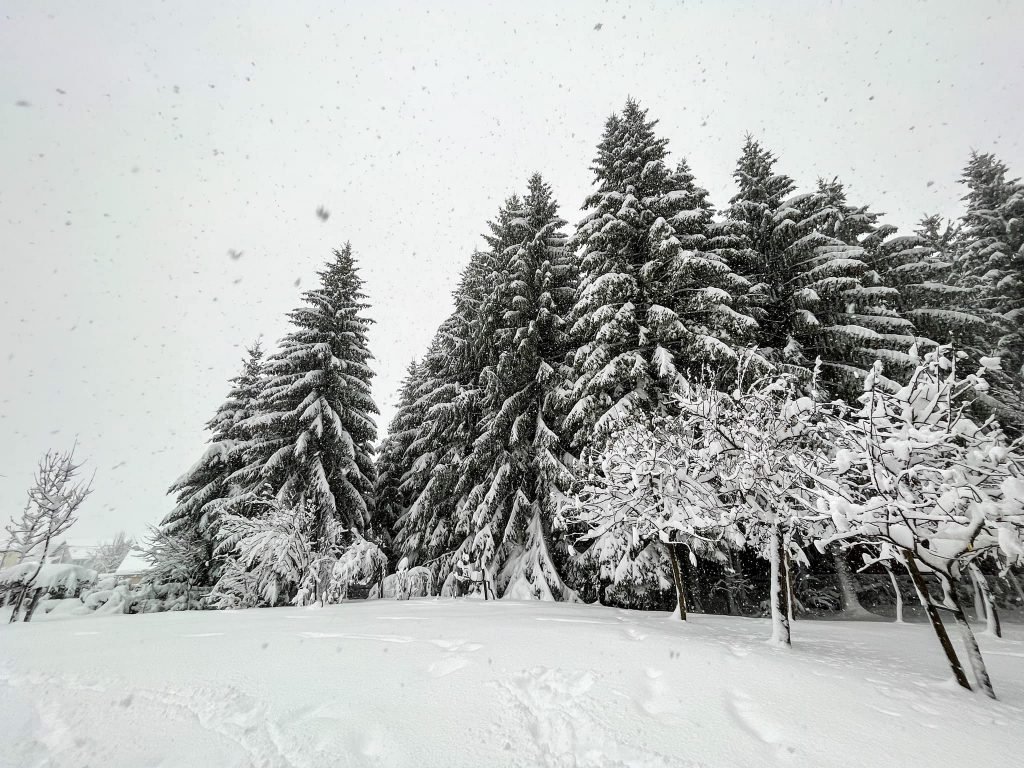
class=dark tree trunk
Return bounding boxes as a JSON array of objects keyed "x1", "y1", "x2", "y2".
[
  {"x1": 941, "y1": 574, "x2": 996, "y2": 699},
  {"x1": 902, "y1": 552, "x2": 971, "y2": 692},
  {"x1": 666, "y1": 542, "x2": 687, "y2": 621},
  {"x1": 725, "y1": 549, "x2": 740, "y2": 616},
  {"x1": 23, "y1": 588, "x2": 44, "y2": 622},
  {"x1": 8, "y1": 586, "x2": 27, "y2": 623}
]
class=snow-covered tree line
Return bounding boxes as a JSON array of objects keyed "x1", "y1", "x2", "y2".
[
  {"x1": 380, "y1": 99, "x2": 1024, "y2": 609},
  {"x1": 151, "y1": 99, "x2": 1022, "y2": 619}
]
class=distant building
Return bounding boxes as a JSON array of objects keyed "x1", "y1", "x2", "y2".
[{"x1": 113, "y1": 549, "x2": 151, "y2": 586}]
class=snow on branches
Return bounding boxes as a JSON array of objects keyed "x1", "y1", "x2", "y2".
[
  {"x1": 4, "y1": 445, "x2": 93, "y2": 622},
  {"x1": 798, "y1": 347, "x2": 1024, "y2": 697}
]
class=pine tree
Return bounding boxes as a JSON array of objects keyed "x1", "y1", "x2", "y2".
[
  {"x1": 726, "y1": 138, "x2": 904, "y2": 397},
  {"x1": 245, "y1": 244, "x2": 378, "y2": 550},
  {"x1": 160, "y1": 341, "x2": 266, "y2": 583},
  {"x1": 954, "y1": 152, "x2": 1024, "y2": 376},
  {"x1": 392, "y1": 250, "x2": 499, "y2": 569},
  {"x1": 375, "y1": 359, "x2": 423, "y2": 547},
  {"x1": 563, "y1": 100, "x2": 754, "y2": 450},
  {"x1": 457, "y1": 174, "x2": 579, "y2": 599}
]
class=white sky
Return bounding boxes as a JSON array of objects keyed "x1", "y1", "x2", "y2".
[{"x1": 2, "y1": 0, "x2": 1022, "y2": 543}]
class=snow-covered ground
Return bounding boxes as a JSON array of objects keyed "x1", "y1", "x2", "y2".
[{"x1": 1, "y1": 601, "x2": 1022, "y2": 768}]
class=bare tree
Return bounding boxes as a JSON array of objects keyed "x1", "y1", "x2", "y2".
[
  {"x1": 5, "y1": 446, "x2": 93, "y2": 622},
  {"x1": 90, "y1": 530, "x2": 134, "y2": 574}
]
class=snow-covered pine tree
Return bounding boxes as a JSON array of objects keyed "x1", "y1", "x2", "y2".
[
  {"x1": 563, "y1": 100, "x2": 753, "y2": 449},
  {"x1": 159, "y1": 341, "x2": 266, "y2": 584},
  {"x1": 374, "y1": 359, "x2": 423, "y2": 547},
  {"x1": 392, "y1": 249, "x2": 501, "y2": 572},
  {"x1": 455, "y1": 174, "x2": 579, "y2": 600},
  {"x1": 726, "y1": 138, "x2": 904, "y2": 398},
  {"x1": 559, "y1": 102, "x2": 756, "y2": 608},
  {"x1": 953, "y1": 152, "x2": 1024, "y2": 378},
  {"x1": 244, "y1": 244, "x2": 378, "y2": 552}
]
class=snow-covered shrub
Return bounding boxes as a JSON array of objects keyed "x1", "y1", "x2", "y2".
[
  {"x1": 212, "y1": 498, "x2": 324, "y2": 607},
  {"x1": 327, "y1": 535, "x2": 387, "y2": 602},
  {"x1": 143, "y1": 524, "x2": 208, "y2": 607},
  {"x1": 378, "y1": 565, "x2": 433, "y2": 599}
]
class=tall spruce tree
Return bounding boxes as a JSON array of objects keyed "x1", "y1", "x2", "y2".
[
  {"x1": 563, "y1": 100, "x2": 754, "y2": 450},
  {"x1": 456, "y1": 174, "x2": 579, "y2": 599},
  {"x1": 947, "y1": 152, "x2": 1024, "y2": 430},
  {"x1": 726, "y1": 137, "x2": 904, "y2": 397},
  {"x1": 160, "y1": 341, "x2": 266, "y2": 584},
  {"x1": 559, "y1": 102, "x2": 755, "y2": 608},
  {"x1": 375, "y1": 359, "x2": 423, "y2": 547},
  {"x1": 244, "y1": 244, "x2": 378, "y2": 550},
  {"x1": 392, "y1": 250, "x2": 500, "y2": 573},
  {"x1": 954, "y1": 152, "x2": 1024, "y2": 376}
]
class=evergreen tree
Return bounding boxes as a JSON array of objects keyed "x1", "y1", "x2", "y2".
[
  {"x1": 954, "y1": 152, "x2": 1024, "y2": 376},
  {"x1": 726, "y1": 138, "x2": 904, "y2": 397},
  {"x1": 867, "y1": 214, "x2": 981, "y2": 356},
  {"x1": 457, "y1": 174, "x2": 579, "y2": 599},
  {"x1": 563, "y1": 100, "x2": 754, "y2": 450},
  {"x1": 374, "y1": 359, "x2": 423, "y2": 546},
  {"x1": 392, "y1": 250, "x2": 500, "y2": 571},
  {"x1": 244, "y1": 244, "x2": 378, "y2": 550},
  {"x1": 160, "y1": 341, "x2": 266, "y2": 583},
  {"x1": 560, "y1": 102, "x2": 756, "y2": 608}
]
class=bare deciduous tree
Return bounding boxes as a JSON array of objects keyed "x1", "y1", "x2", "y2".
[{"x1": 4, "y1": 445, "x2": 93, "y2": 622}]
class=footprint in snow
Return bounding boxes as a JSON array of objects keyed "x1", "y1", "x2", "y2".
[{"x1": 729, "y1": 690, "x2": 795, "y2": 757}]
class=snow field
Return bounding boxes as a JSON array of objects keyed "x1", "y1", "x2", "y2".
[{"x1": 2, "y1": 600, "x2": 1023, "y2": 768}]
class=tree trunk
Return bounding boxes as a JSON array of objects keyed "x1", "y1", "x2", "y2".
[
  {"x1": 769, "y1": 523, "x2": 791, "y2": 646},
  {"x1": 902, "y1": 551, "x2": 971, "y2": 692},
  {"x1": 941, "y1": 574, "x2": 996, "y2": 699},
  {"x1": 832, "y1": 546, "x2": 869, "y2": 616},
  {"x1": 784, "y1": 548, "x2": 795, "y2": 624},
  {"x1": 725, "y1": 549, "x2": 739, "y2": 616},
  {"x1": 969, "y1": 564, "x2": 1001, "y2": 638},
  {"x1": 970, "y1": 570, "x2": 986, "y2": 622},
  {"x1": 11, "y1": 536, "x2": 53, "y2": 623},
  {"x1": 882, "y1": 562, "x2": 903, "y2": 623},
  {"x1": 23, "y1": 587, "x2": 44, "y2": 622},
  {"x1": 1006, "y1": 567, "x2": 1024, "y2": 608},
  {"x1": 8, "y1": 586, "x2": 27, "y2": 623},
  {"x1": 666, "y1": 542, "x2": 687, "y2": 621}
]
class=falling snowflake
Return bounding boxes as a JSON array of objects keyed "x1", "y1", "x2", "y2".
[
  {"x1": 316, "y1": 206, "x2": 330, "y2": 221},
  {"x1": 228, "y1": 249, "x2": 243, "y2": 260}
]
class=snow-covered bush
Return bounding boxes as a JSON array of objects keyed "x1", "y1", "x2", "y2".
[
  {"x1": 212, "y1": 498, "x2": 325, "y2": 607},
  {"x1": 327, "y1": 535, "x2": 387, "y2": 602},
  {"x1": 378, "y1": 565, "x2": 434, "y2": 599}
]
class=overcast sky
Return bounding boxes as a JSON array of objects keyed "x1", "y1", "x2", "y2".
[{"x1": 1, "y1": 0, "x2": 1022, "y2": 543}]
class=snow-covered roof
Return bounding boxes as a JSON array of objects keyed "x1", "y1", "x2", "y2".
[{"x1": 114, "y1": 549, "x2": 150, "y2": 576}]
